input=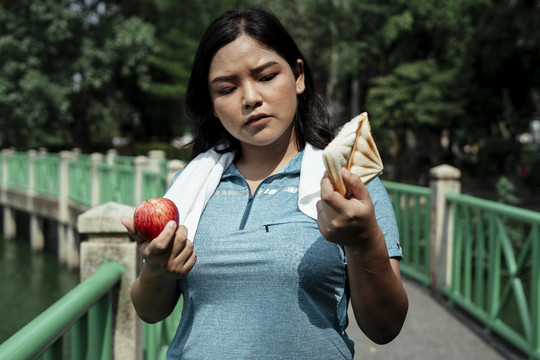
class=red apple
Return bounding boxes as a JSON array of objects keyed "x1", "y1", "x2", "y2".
[{"x1": 133, "y1": 197, "x2": 179, "y2": 242}]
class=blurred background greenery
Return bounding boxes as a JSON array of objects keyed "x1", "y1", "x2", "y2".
[{"x1": 1, "y1": 0, "x2": 539, "y2": 207}]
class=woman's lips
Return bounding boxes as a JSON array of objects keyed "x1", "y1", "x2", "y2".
[{"x1": 246, "y1": 113, "x2": 271, "y2": 127}]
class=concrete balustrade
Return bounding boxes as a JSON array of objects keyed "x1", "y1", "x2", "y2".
[
  {"x1": 78, "y1": 201, "x2": 141, "y2": 360},
  {"x1": 429, "y1": 164, "x2": 461, "y2": 290}
]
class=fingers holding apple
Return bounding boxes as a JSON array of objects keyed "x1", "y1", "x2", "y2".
[
  {"x1": 133, "y1": 197, "x2": 180, "y2": 242},
  {"x1": 123, "y1": 197, "x2": 196, "y2": 279},
  {"x1": 142, "y1": 222, "x2": 196, "y2": 279}
]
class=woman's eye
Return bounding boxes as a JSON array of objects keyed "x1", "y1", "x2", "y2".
[
  {"x1": 260, "y1": 73, "x2": 277, "y2": 82},
  {"x1": 219, "y1": 87, "x2": 235, "y2": 95}
]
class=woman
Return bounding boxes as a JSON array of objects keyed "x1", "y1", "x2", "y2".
[{"x1": 123, "y1": 6, "x2": 408, "y2": 359}]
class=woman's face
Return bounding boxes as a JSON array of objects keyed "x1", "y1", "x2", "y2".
[{"x1": 208, "y1": 35, "x2": 305, "y2": 152}]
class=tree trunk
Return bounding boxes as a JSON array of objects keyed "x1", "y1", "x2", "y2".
[{"x1": 350, "y1": 78, "x2": 360, "y2": 117}]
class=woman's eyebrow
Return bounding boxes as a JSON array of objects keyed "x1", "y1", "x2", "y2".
[
  {"x1": 250, "y1": 61, "x2": 279, "y2": 76},
  {"x1": 210, "y1": 74, "x2": 238, "y2": 85},
  {"x1": 210, "y1": 61, "x2": 280, "y2": 85}
]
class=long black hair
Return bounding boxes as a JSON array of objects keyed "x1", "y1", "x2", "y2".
[{"x1": 186, "y1": 6, "x2": 336, "y2": 158}]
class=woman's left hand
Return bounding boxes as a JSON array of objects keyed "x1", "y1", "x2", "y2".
[
  {"x1": 317, "y1": 167, "x2": 409, "y2": 344},
  {"x1": 316, "y1": 167, "x2": 382, "y2": 252}
]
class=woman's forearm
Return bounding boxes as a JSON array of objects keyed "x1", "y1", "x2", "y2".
[
  {"x1": 131, "y1": 263, "x2": 181, "y2": 323},
  {"x1": 345, "y1": 232, "x2": 409, "y2": 344}
]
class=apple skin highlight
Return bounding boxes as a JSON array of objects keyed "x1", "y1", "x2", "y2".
[{"x1": 133, "y1": 198, "x2": 180, "y2": 242}]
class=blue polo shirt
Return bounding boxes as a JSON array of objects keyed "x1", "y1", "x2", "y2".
[{"x1": 166, "y1": 150, "x2": 402, "y2": 359}]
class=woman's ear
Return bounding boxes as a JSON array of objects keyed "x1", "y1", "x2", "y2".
[{"x1": 295, "y1": 59, "x2": 306, "y2": 95}]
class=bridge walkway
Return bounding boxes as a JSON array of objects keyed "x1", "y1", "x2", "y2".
[{"x1": 348, "y1": 277, "x2": 526, "y2": 360}]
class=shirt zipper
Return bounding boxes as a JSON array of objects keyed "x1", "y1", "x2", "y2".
[{"x1": 237, "y1": 174, "x2": 281, "y2": 230}]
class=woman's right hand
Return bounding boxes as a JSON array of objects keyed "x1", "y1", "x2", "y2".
[
  {"x1": 122, "y1": 217, "x2": 197, "y2": 280},
  {"x1": 123, "y1": 217, "x2": 197, "y2": 323}
]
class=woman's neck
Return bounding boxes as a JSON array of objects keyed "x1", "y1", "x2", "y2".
[{"x1": 235, "y1": 137, "x2": 300, "y2": 192}]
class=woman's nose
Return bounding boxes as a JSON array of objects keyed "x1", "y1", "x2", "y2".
[{"x1": 242, "y1": 83, "x2": 262, "y2": 109}]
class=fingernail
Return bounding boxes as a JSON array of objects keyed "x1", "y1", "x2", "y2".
[{"x1": 167, "y1": 221, "x2": 176, "y2": 229}]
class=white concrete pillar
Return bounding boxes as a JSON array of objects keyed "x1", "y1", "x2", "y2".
[
  {"x1": 58, "y1": 151, "x2": 74, "y2": 265},
  {"x1": 1, "y1": 149, "x2": 16, "y2": 240},
  {"x1": 66, "y1": 225, "x2": 79, "y2": 270},
  {"x1": 78, "y1": 201, "x2": 141, "y2": 360},
  {"x1": 90, "y1": 153, "x2": 103, "y2": 207},
  {"x1": 134, "y1": 156, "x2": 149, "y2": 205},
  {"x1": 3, "y1": 208, "x2": 16, "y2": 240},
  {"x1": 167, "y1": 159, "x2": 186, "y2": 187},
  {"x1": 148, "y1": 150, "x2": 166, "y2": 173},
  {"x1": 27, "y1": 150, "x2": 45, "y2": 251},
  {"x1": 30, "y1": 215, "x2": 45, "y2": 252},
  {"x1": 430, "y1": 164, "x2": 461, "y2": 290},
  {"x1": 106, "y1": 149, "x2": 118, "y2": 166}
]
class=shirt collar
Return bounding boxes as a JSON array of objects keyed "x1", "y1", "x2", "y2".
[{"x1": 222, "y1": 149, "x2": 304, "y2": 179}]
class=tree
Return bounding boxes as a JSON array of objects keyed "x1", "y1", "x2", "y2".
[
  {"x1": 0, "y1": 1, "x2": 80, "y2": 149},
  {"x1": 0, "y1": 1, "x2": 156, "y2": 151}
]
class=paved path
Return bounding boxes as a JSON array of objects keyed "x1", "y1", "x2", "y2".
[{"x1": 346, "y1": 277, "x2": 526, "y2": 360}]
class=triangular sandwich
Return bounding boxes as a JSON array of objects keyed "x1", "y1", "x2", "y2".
[{"x1": 322, "y1": 112, "x2": 383, "y2": 197}]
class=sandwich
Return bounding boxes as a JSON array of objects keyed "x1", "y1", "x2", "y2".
[{"x1": 322, "y1": 112, "x2": 383, "y2": 197}]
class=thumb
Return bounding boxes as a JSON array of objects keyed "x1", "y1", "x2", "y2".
[
  {"x1": 121, "y1": 217, "x2": 135, "y2": 233},
  {"x1": 342, "y1": 168, "x2": 369, "y2": 200}
]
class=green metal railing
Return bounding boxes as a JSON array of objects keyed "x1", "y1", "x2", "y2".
[
  {"x1": 1, "y1": 151, "x2": 170, "y2": 208},
  {"x1": 34, "y1": 153, "x2": 60, "y2": 197},
  {"x1": 4, "y1": 149, "x2": 540, "y2": 359},
  {"x1": 0, "y1": 261, "x2": 125, "y2": 360},
  {"x1": 384, "y1": 181, "x2": 432, "y2": 286},
  {"x1": 7, "y1": 152, "x2": 29, "y2": 191},
  {"x1": 143, "y1": 299, "x2": 183, "y2": 360},
  {"x1": 98, "y1": 163, "x2": 136, "y2": 206},
  {"x1": 69, "y1": 154, "x2": 92, "y2": 206},
  {"x1": 443, "y1": 192, "x2": 540, "y2": 359},
  {"x1": 142, "y1": 161, "x2": 169, "y2": 201}
]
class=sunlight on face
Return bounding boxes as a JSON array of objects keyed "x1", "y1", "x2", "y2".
[{"x1": 208, "y1": 35, "x2": 305, "y2": 152}]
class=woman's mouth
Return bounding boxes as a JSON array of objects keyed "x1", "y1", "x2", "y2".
[{"x1": 246, "y1": 113, "x2": 271, "y2": 127}]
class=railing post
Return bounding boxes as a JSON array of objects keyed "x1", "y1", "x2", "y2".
[
  {"x1": 91, "y1": 153, "x2": 103, "y2": 207},
  {"x1": 1, "y1": 149, "x2": 16, "y2": 240},
  {"x1": 134, "y1": 156, "x2": 149, "y2": 205},
  {"x1": 167, "y1": 159, "x2": 186, "y2": 186},
  {"x1": 106, "y1": 149, "x2": 117, "y2": 165},
  {"x1": 78, "y1": 201, "x2": 142, "y2": 360},
  {"x1": 27, "y1": 150, "x2": 45, "y2": 251},
  {"x1": 58, "y1": 150, "x2": 80, "y2": 269},
  {"x1": 430, "y1": 164, "x2": 461, "y2": 290},
  {"x1": 148, "y1": 150, "x2": 165, "y2": 172}
]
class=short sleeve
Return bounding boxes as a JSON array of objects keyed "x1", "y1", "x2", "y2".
[{"x1": 366, "y1": 177, "x2": 403, "y2": 260}]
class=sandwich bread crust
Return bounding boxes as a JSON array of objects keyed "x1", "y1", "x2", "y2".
[{"x1": 322, "y1": 112, "x2": 383, "y2": 197}]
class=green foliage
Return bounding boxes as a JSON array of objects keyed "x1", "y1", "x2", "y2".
[
  {"x1": 367, "y1": 59, "x2": 462, "y2": 129},
  {"x1": 0, "y1": 0, "x2": 538, "y2": 194},
  {"x1": 496, "y1": 176, "x2": 521, "y2": 205},
  {"x1": 0, "y1": 1, "x2": 79, "y2": 149},
  {"x1": 0, "y1": 1, "x2": 156, "y2": 151}
]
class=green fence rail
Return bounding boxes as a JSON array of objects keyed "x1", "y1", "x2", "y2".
[
  {"x1": 0, "y1": 261, "x2": 125, "y2": 360},
  {"x1": 143, "y1": 299, "x2": 183, "y2": 360},
  {"x1": 3, "y1": 149, "x2": 540, "y2": 359},
  {"x1": 1, "y1": 150, "x2": 175, "y2": 209},
  {"x1": 7, "y1": 152, "x2": 29, "y2": 191},
  {"x1": 443, "y1": 192, "x2": 540, "y2": 359},
  {"x1": 383, "y1": 180, "x2": 432, "y2": 286},
  {"x1": 69, "y1": 154, "x2": 92, "y2": 206},
  {"x1": 35, "y1": 153, "x2": 60, "y2": 197},
  {"x1": 98, "y1": 163, "x2": 136, "y2": 206},
  {"x1": 142, "y1": 161, "x2": 169, "y2": 201}
]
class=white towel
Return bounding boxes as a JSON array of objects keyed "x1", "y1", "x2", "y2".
[{"x1": 164, "y1": 143, "x2": 325, "y2": 240}]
